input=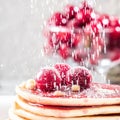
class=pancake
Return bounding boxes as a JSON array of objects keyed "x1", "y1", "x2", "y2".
[
  {"x1": 16, "y1": 82, "x2": 120, "y2": 107},
  {"x1": 14, "y1": 95, "x2": 120, "y2": 118},
  {"x1": 9, "y1": 106, "x2": 120, "y2": 120}
]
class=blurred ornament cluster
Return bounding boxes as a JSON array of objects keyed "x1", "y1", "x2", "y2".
[{"x1": 43, "y1": 1, "x2": 120, "y2": 65}]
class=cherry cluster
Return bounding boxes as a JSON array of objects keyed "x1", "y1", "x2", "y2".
[
  {"x1": 44, "y1": 1, "x2": 120, "y2": 64},
  {"x1": 35, "y1": 63, "x2": 92, "y2": 92}
]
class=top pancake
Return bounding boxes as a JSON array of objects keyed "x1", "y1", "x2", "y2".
[{"x1": 16, "y1": 82, "x2": 120, "y2": 106}]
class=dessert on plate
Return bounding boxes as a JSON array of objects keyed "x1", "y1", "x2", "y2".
[{"x1": 8, "y1": 63, "x2": 120, "y2": 120}]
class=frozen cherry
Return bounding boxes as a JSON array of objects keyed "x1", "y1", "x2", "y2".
[
  {"x1": 97, "y1": 37, "x2": 104, "y2": 47},
  {"x1": 35, "y1": 68, "x2": 61, "y2": 92},
  {"x1": 107, "y1": 26, "x2": 120, "y2": 50},
  {"x1": 72, "y1": 50, "x2": 87, "y2": 63},
  {"x1": 67, "y1": 19, "x2": 81, "y2": 28},
  {"x1": 81, "y1": 1, "x2": 93, "y2": 10},
  {"x1": 54, "y1": 63, "x2": 71, "y2": 85},
  {"x1": 48, "y1": 32, "x2": 60, "y2": 47},
  {"x1": 98, "y1": 14, "x2": 110, "y2": 27},
  {"x1": 76, "y1": 9, "x2": 96, "y2": 28},
  {"x1": 66, "y1": 66, "x2": 92, "y2": 90},
  {"x1": 76, "y1": 2, "x2": 96, "y2": 27},
  {"x1": 110, "y1": 50, "x2": 120, "y2": 61},
  {"x1": 75, "y1": 9, "x2": 86, "y2": 27},
  {"x1": 58, "y1": 44, "x2": 71, "y2": 59},
  {"x1": 89, "y1": 54, "x2": 99, "y2": 65},
  {"x1": 86, "y1": 21, "x2": 103, "y2": 35},
  {"x1": 109, "y1": 17, "x2": 120, "y2": 27},
  {"x1": 69, "y1": 33, "x2": 82, "y2": 48},
  {"x1": 64, "y1": 5, "x2": 78, "y2": 19},
  {"x1": 48, "y1": 12, "x2": 67, "y2": 26},
  {"x1": 56, "y1": 31, "x2": 71, "y2": 43}
]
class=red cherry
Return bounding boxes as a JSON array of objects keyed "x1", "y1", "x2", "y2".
[
  {"x1": 90, "y1": 58, "x2": 99, "y2": 65},
  {"x1": 89, "y1": 54, "x2": 99, "y2": 65},
  {"x1": 92, "y1": 21, "x2": 103, "y2": 34},
  {"x1": 76, "y1": 1, "x2": 96, "y2": 27},
  {"x1": 98, "y1": 37, "x2": 104, "y2": 47},
  {"x1": 66, "y1": 66, "x2": 92, "y2": 90},
  {"x1": 36, "y1": 68, "x2": 61, "y2": 92},
  {"x1": 48, "y1": 12, "x2": 67, "y2": 26},
  {"x1": 69, "y1": 33, "x2": 82, "y2": 48},
  {"x1": 84, "y1": 9, "x2": 96, "y2": 23},
  {"x1": 58, "y1": 44, "x2": 71, "y2": 59},
  {"x1": 76, "y1": 9, "x2": 86, "y2": 27},
  {"x1": 109, "y1": 17, "x2": 120, "y2": 27},
  {"x1": 64, "y1": 5, "x2": 78, "y2": 19},
  {"x1": 67, "y1": 19, "x2": 81, "y2": 28},
  {"x1": 107, "y1": 26, "x2": 120, "y2": 50},
  {"x1": 72, "y1": 50, "x2": 87, "y2": 63},
  {"x1": 56, "y1": 31, "x2": 71, "y2": 43},
  {"x1": 80, "y1": 1, "x2": 93, "y2": 10},
  {"x1": 110, "y1": 50, "x2": 120, "y2": 61},
  {"x1": 48, "y1": 32, "x2": 60, "y2": 46},
  {"x1": 98, "y1": 14, "x2": 110, "y2": 27},
  {"x1": 54, "y1": 63, "x2": 71, "y2": 85},
  {"x1": 76, "y1": 9, "x2": 96, "y2": 27},
  {"x1": 86, "y1": 21, "x2": 103, "y2": 35}
]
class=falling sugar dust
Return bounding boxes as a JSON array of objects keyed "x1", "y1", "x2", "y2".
[{"x1": 30, "y1": 0, "x2": 120, "y2": 84}]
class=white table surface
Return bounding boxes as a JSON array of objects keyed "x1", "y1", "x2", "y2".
[{"x1": 0, "y1": 96, "x2": 15, "y2": 120}]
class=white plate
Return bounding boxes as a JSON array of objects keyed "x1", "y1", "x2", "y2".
[{"x1": 0, "y1": 96, "x2": 15, "y2": 120}]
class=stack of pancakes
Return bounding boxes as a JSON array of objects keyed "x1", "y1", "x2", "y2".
[{"x1": 8, "y1": 81, "x2": 120, "y2": 120}]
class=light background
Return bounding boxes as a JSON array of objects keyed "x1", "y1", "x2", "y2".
[{"x1": 0, "y1": 0, "x2": 120, "y2": 95}]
